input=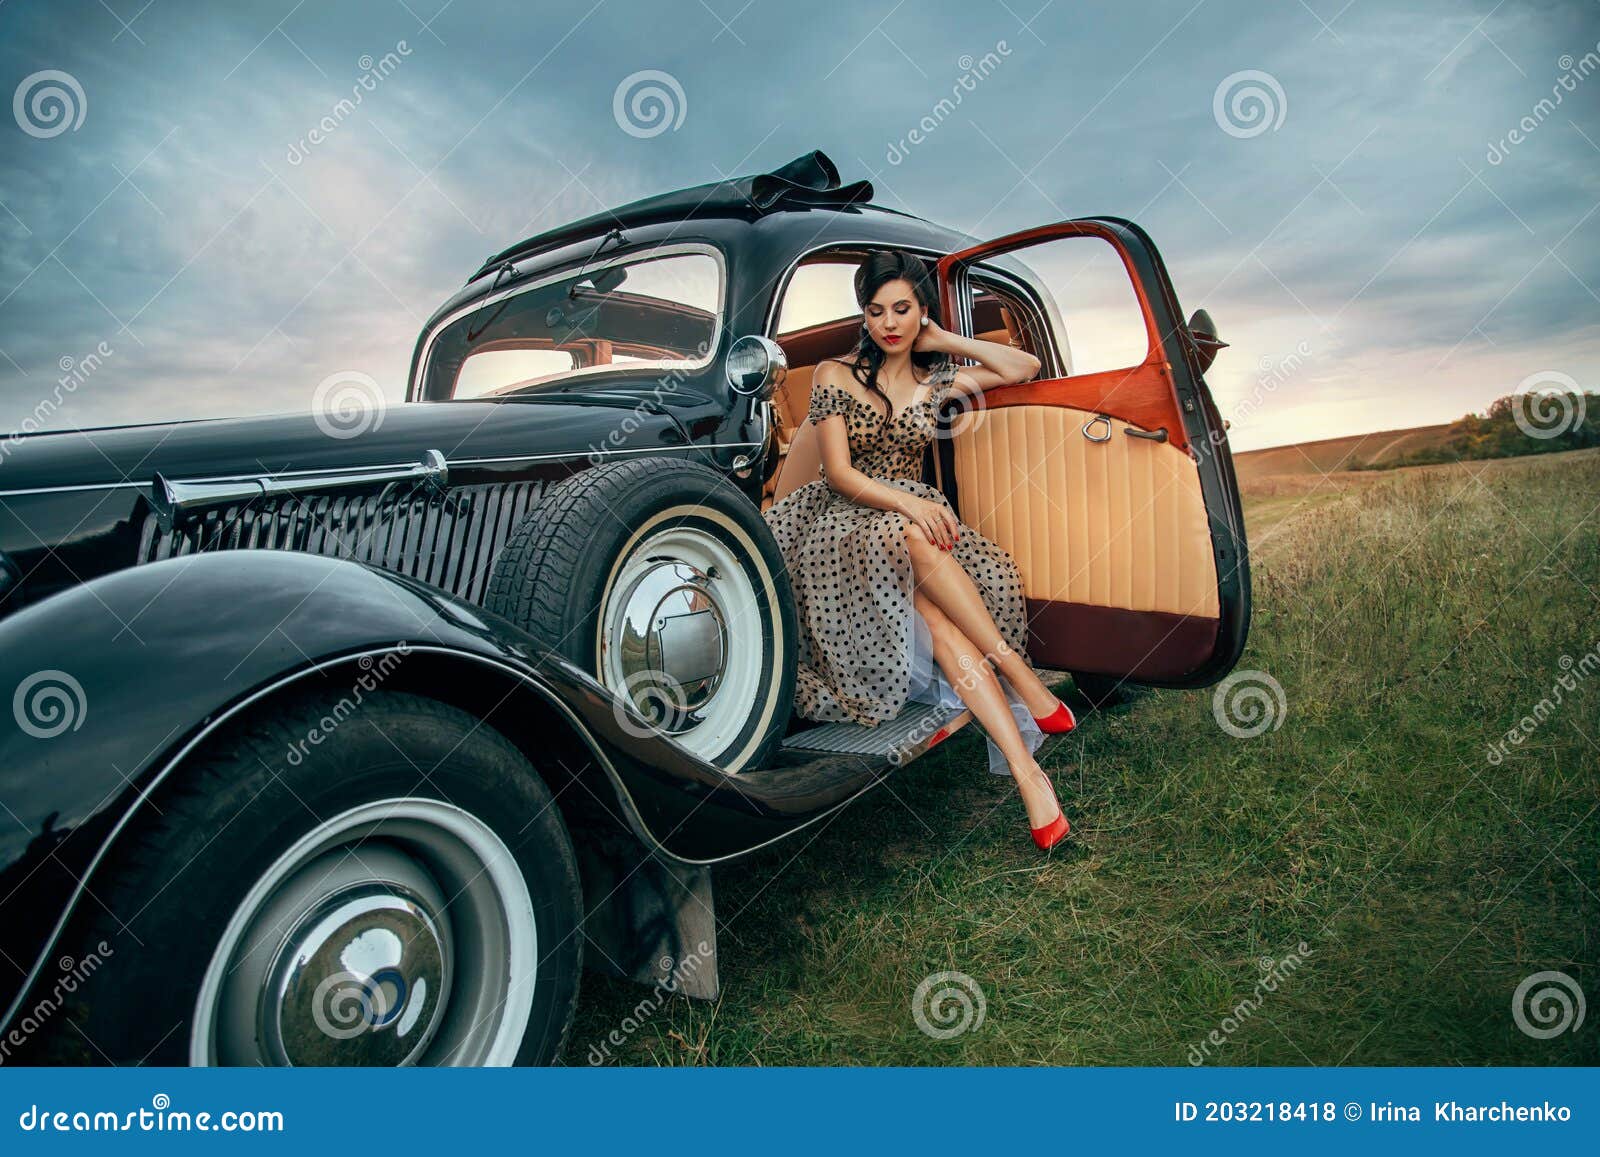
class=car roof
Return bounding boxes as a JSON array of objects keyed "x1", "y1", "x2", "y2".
[{"x1": 467, "y1": 149, "x2": 930, "y2": 281}]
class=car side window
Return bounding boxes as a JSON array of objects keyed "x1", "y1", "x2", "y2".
[
  {"x1": 423, "y1": 249, "x2": 723, "y2": 400},
  {"x1": 775, "y1": 260, "x2": 861, "y2": 336},
  {"x1": 963, "y1": 241, "x2": 1150, "y2": 379}
]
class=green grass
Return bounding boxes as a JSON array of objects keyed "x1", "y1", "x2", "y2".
[{"x1": 569, "y1": 448, "x2": 1600, "y2": 1066}]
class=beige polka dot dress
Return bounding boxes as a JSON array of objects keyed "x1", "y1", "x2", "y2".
[{"x1": 762, "y1": 359, "x2": 1045, "y2": 774}]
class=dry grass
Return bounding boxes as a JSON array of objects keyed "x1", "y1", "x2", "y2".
[{"x1": 1233, "y1": 423, "x2": 1458, "y2": 484}]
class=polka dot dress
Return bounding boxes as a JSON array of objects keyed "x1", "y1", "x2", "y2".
[{"x1": 762, "y1": 359, "x2": 1040, "y2": 766}]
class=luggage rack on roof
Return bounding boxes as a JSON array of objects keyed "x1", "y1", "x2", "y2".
[{"x1": 469, "y1": 149, "x2": 880, "y2": 281}]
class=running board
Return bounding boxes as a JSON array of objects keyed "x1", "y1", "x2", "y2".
[{"x1": 780, "y1": 702, "x2": 971, "y2": 761}]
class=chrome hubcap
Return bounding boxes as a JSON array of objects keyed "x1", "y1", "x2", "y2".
[
  {"x1": 191, "y1": 799, "x2": 537, "y2": 1066},
  {"x1": 600, "y1": 520, "x2": 765, "y2": 763},
  {"x1": 262, "y1": 871, "x2": 450, "y2": 1066},
  {"x1": 614, "y1": 559, "x2": 728, "y2": 730}
]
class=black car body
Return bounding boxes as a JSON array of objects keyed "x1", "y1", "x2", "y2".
[{"x1": 0, "y1": 150, "x2": 1249, "y2": 1065}]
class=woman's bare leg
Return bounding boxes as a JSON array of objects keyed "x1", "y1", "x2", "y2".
[
  {"x1": 903, "y1": 522, "x2": 1061, "y2": 717},
  {"x1": 913, "y1": 590, "x2": 1062, "y2": 830}
]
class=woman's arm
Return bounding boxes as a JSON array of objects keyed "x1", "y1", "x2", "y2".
[{"x1": 914, "y1": 318, "x2": 1042, "y2": 398}]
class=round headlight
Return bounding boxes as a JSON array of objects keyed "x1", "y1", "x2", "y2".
[{"x1": 725, "y1": 335, "x2": 787, "y2": 397}]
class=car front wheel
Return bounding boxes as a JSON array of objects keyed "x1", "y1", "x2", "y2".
[{"x1": 28, "y1": 690, "x2": 583, "y2": 1067}]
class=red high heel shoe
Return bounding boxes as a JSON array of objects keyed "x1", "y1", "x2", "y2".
[
  {"x1": 1031, "y1": 808, "x2": 1071, "y2": 850},
  {"x1": 1033, "y1": 698, "x2": 1077, "y2": 734}
]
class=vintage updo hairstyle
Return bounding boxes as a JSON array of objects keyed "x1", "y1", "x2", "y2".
[{"x1": 835, "y1": 249, "x2": 953, "y2": 428}]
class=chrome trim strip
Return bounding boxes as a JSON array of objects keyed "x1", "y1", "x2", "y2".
[
  {"x1": 409, "y1": 241, "x2": 728, "y2": 401},
  {"x1": 449, "y1": 442, "x2": 760, "y2": 468},
  {"x1": 152, "y1": 450, "x2": 448, "y2": 531},
  {"x1": 0, "y1": 442, "x2": 764, "y2": 498}
]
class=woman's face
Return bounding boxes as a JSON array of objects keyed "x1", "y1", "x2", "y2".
[{"x1": 862, "y1": 277, "x2": 925, "y2": 354}]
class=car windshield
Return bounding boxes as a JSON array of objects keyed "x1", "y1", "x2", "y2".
[{"x1": 423, "y1": 249, "x2": 722, "y2": 400}]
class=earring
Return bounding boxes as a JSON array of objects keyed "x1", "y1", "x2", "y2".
[{"x1": 920, "y1": 316, "x2": 929, "y2": 326}]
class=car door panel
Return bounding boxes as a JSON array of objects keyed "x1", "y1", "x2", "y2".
[
  {"x1": 948, "y1": 402, "x2": 1219, "y2": 678},
  {"x1": 935, "y1": 218, "x2": 1249, "y2": 687}
]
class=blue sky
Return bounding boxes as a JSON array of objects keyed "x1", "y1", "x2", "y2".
[{"x1": 0, "y1": 0, "x2": 1596, "y2": 452}]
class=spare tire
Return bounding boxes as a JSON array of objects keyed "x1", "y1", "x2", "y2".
[{"x1": 486, "y1": 456, "x2": 797, "y2": 773}]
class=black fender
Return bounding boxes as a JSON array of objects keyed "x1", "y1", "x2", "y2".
[{"x1": 0, "y1": 550, "x2": 864, "y2": 1033}]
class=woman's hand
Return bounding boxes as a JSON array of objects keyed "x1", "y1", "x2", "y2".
[
  {"x1": 912, "y1": 314, "x2": 952, "y2": 355},
  {"x1": 900, "y1": 494, "x2": 961, "y2": 550}
]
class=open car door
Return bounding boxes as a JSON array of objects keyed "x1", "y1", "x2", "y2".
[{"x1": 933, "y1": 218, "x2": 1249, "y2": 689}]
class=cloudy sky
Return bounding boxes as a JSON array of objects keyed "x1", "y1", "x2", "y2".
[{"x1": 0, "y1": 0, "x2": 1596, "y2": 452}]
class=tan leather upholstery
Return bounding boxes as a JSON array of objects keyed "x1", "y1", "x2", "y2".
[
  {"x1": 771, "y1": 363, "x2": 816, "y2": 453},
  {"x1": 950, "y1": 405, "x2": 1219, "y2": 617},
  {"x1": 770, "y1": 406, "x2": 825, "y2": 505}
]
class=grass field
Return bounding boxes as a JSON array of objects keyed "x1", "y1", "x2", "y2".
[{"x1": 568, "y1": 447, "x2": 1600, "y2": 1066}]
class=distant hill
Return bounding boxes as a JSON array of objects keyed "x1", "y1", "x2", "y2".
[
  {"x1": 1233, "y1": 423, "x2": 1457, "y2": 485},
  {"x1": 1234, "y1": 389, "x2": 1597, "y2": 488}
]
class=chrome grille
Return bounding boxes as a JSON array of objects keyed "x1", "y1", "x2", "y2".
[{"x1": 135, "y1": 481, "x2": 547, "y2": 605}]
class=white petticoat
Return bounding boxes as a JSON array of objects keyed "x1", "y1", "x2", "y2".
[{"x1": 904, "y1": 607, "x2": 1044, "y2": 776}]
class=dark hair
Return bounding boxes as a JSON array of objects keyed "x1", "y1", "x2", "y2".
[{"x1": 832, "y1": 249, "x2": 952, "y2": 429}]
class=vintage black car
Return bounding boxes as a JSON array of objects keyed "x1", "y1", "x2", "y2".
[{"x1": 0, "y1": 150, "x2": 1249, "y2": 1066}]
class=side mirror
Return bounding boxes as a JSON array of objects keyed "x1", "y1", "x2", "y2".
[
  {"x1": 725, "y1": 335, "x2": 788, "y2": 400},
  {"x1": 1186, "y1": 308, "x2": 1228, "y2": 373}
]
